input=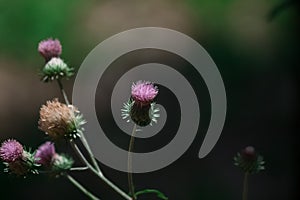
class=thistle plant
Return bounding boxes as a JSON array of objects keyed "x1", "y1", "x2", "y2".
[
  {"x1": 0, "y1": 38, "x2": 167, "y2": 200},
  {"x1": 0, "y1": 37, "x2": 267, "y2": 200},
  {"x1": 234, "y1": 146, "x2": 265, "y2": 200},
  {"x1": 121, "y1": 81, "x2": 168, "y2": 200}
]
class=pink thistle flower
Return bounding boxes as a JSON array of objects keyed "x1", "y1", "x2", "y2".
[
  {"x1": 131, "y1": 81, "x2": 158, "y2": 106},
  {"x1": 35, "y1": 142, "x2": 56, "y2": 166},
  {"x1": 0, "y1": 139, "x2": 24, "y2": 163},
  {"x1": 38, "y1": 38, "x2": 62, "y2": 62}
]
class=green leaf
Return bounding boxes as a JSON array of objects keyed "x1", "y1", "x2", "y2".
[{"x1": 135, "y1": 189, "x2": 168, "y2": 200}]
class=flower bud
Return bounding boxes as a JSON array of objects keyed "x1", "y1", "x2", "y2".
[
  {"x1": 234, "y1": 146, "x2": 265, "y2": 174},
  {"x1": 42, "y1": 57, "x2": 74, "y2": 82},
  {"x1": 52, "y1": 154, "x2": 73, "y2": 174}
]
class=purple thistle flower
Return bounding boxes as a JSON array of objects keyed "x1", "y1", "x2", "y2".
[
  {"x1": 0, "y1": 139, "x2": 24, "y2": 163},
  {"x1": 34, "y1": 142, "x2": 56, "y2": 166},
  {"x1": 38, "y1": 38, "x2": 62, "y2": 62},
  {"x1": 127, "y1": 81, "x2": 159, "y2": 126},
  {"x1": 131, "y1": 81, "x2": 158, "y2": 106}
]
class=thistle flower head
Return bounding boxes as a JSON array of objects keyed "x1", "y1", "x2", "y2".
[
  {"x1": 52, "y1": 154, "x2": 74, "y2": 174},
  {"x1": 131, "y1": 81, "x2": 158, "y2": 106},
  {"x1": 0, "y1": 141, "x2": 38, "y2": 176},
  {"x1": 38, "y1": 99, "x2": 86, "y2": 140},
  {"x1": 38, "y1": 38, "x2": 62, "y2": 62},
  {"x1": 34, "y1": 142, "x2": 56, "y2": 166},
  {"x1": 42, "y1": 57, "x2": 74, "y2": 82},
  {"x1": 0, "y1": 139, "x2": 24, "y2": 162},
  {"x1": 7, "y1": 150, "x2": 38, "y2": 176},
  {"x1": 122, "y1": 81, "x2": 160, "y2": 127},
  {"x1": 234, "y1": 146, "x2": 265, "y2": 174}
]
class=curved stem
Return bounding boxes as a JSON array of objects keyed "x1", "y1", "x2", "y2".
[
  {"x1": 128, "y1": 124, "x2": 137, "y2": 200},
  {"x1": 70, "y1": 141, "x2": 132, "y2": 200},
  {"x1": 66, "y1": 174, "x2": 100, "y2": 200},
  {"x1": 242, "y1": 172, "x2": 249, "y2": 200}
]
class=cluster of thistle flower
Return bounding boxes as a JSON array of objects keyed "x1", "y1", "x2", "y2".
[
  {"x1": 0, "y1": 39, "x2": 85, "y2": 177},
  {"x1": 0, "y1": 38, "x2": 163, "y2": 200}
]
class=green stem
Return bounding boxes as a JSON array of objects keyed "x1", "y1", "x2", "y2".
[
  {"x1": 70, "y1": 141, "x2": 132, "y2": 200},
  {"x1": 242, "y1": 172, "x2": 249, "y2": 200},
  {"x1": 128, "y1": 124, "x2": 137, "y2": 200},
  {"x1": 56, "y1": 79, "x2": 130, "y2": 200},
  {"x1": 66, "y1": 174, "x2": 100, "y2": 200},
  {"x1": 80, "y1": 133, "x2": 103, "y2": 176},
  {"x1": 57, "y1": 79, "x2": 70, "y2": 105},
  {"x1": 70, "y1": 166, "x2": 89, "y2": 171},
  {"x1": 57, "y1": 79, "x2": 103, "y2": 176}
]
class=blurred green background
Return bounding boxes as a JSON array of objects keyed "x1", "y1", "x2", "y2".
[{"x1": 0, "y1": 0, "x2": 299, "y2": 199}]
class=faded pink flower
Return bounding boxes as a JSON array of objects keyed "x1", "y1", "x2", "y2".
[{"x1": 38, "y1": 98, "x2": 85, "y2": 139}]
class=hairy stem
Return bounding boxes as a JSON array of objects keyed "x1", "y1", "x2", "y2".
[
  {"x1": 242, "y1": 172, "x2": 249, "y2": 200},
  {"x1": 66, "y1": 174, "x2": 100, "y2": 200},
  {"x1": 128, "y1": 124, "x2": 137, "y2": 200}
]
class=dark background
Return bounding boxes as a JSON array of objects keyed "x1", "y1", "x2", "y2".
[{"x1": 0, "y1": 0, "x2": 299, "y2": 199}]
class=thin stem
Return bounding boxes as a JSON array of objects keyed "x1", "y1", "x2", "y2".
[
  {"x1": 128, "y1": 124, "x2": 137, "y2": 200},
  {"x1": 56, "y1": 79, "x2": 130, "y2": 199},
  {"x1": 70, "y1": 141, "x2": 132, "y2": 200},
  {"x1": 66, "y1": 174, "x2": 100, "y2": 200},
  {"x1": 70, "y1": 166, "x2": 89, "y2": 171},
  {"x1": 57, "y1": 79, "x2": 70, "y2": 105},
  {"x1": 57, "y1": 79, "x2": 103, "y2": 176},
  {"x1": 70, "y1": 140, "x2": 94, "y2": 171},
  {"x1": 80, "y1": 133, "x2": 103, "y2": 176},
  {"x1": 242, "y1": 172, "x2": 249, "y2": 200}
]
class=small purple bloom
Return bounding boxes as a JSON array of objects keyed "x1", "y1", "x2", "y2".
[
  {"x1": 38, "y1": 38, "x2": 62, "y2": 62},
  {"x1": 131, "y1": 81, "x2": 158, "y2": 106},
  {"x1": 0, "y1": 139, "x2": 24, "y2": 162},
  {"x1": 35, "y1": 142, "x2": 56, "y2": 166}
]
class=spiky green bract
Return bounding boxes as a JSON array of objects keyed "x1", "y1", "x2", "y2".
[
  {"x1": 149, "y1": 103, "x2": 160, "y2": 125},
  {"x1": 121, "y1": 99, "x2": 160, "y2": 126},
  {"x1": 42, "y1": 57, "x2": 74, "y2": 82},
  {"x1": 51, "y1": 154, "x2": 74, "y2": 177},
  {"x1": 121, "y1": 99, "x2": 135, "y2": 123},
  {"x1": 66, "y1": 112, "x2": 86, "y2": 140},
  {"x1": 234, "y1": 151, "x2": 265, "y2": 174},
  {"x1": 3, "y1": 147, "x2": 39, "y2": 177}
]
